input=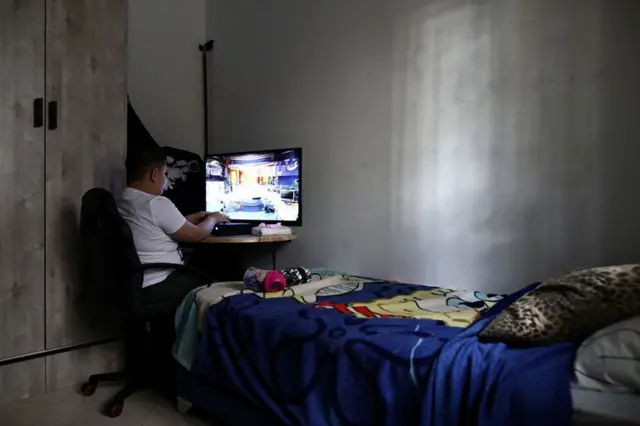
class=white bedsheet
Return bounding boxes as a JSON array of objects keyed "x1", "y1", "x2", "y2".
[
  {"x1": 574, "y1": 316, "x2": 640, "y2": 393},
  {"x1": 571, "y1": 315, "x2": 640, "y2": 424},
  {"x1": 571, "y1": 386, "x2": 640, "y2": 423}
]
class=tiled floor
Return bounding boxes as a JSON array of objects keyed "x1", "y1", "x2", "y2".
[{"x1": 0, "y1": 385, "x2": 216, "y2": 426}]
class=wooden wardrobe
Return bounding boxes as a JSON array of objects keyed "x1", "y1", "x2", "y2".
[{"x1": 0, "y1": 0, "x2": 127, "y2": 402}]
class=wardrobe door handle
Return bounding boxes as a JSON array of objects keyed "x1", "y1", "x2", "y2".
[
  {"x1": 33, "y1": 98, "x2": 44, "y2": 128},
  {"x1": 48, "y1": 101, "x2": 58, "y2": 130}
]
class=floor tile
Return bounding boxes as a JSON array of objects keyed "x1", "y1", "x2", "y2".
[
  {"x1": 184, "y1": 413, "x2": 212, "y2": 426},
  {"x1": 0, "y1": 386, "x2": 217, "y2": 426},
  {"x1": 142, "y1": 402, "x2": 189, "y2": 426},
  {"x1": 43, "y1": 401, "x2": 118, "y2": 426},
  {"x1": 0, "y1": 401, "x2": 52, "y2": 426},
  {"x1": 16, "y1": 386, "x2": 74, "y2": 407}
]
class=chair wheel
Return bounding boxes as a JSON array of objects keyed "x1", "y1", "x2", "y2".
[
  {"x1": 80, "y1": 382, "x2": 97, "y2": 396},
  {"x1": 105, "y1": 402, "x2": 124, "y2": 418}
]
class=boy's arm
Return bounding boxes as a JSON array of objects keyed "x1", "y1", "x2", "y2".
[
  {"x1": 185, "y1": 211, "x2": 208, "y2": 224},
  {"x1": 170, "y1": 213, "x2": 228, "y2": 243},
  {"x1": 151, "y1": 198, "x2": 228, "y2": 243}
]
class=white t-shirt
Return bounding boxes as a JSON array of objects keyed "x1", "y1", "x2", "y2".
[{"x1": 117, "y1": 187, "x2": 186, "y2": 287}]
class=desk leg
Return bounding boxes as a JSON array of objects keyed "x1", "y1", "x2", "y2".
[{"x1": 272, "y1": 247, "x2": 276, "y2": 270}]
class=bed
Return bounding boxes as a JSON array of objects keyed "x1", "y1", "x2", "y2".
[
  {"x1": 570, "y1": 314, "x2": 640, "y2": 424},
  {"x1": 572, "y1": 388, "x2": 640, "y2": 424},
  {"x1": 173, "y1": 272, "x2": 640, "y2": 426}
]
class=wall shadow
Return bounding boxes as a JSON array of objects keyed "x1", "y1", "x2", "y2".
[{"x1": 598, "y1": 0, "x2": 640, "y2": 264}]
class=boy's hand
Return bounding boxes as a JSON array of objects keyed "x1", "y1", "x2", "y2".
[
  {"x1": 207, "y1": 212, "x2": 230, "y2": 224},
  {"x1": 186, "y1": 211, "x2": 211, "y2": 224}
]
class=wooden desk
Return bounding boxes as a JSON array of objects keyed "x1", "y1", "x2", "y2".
[
  {"x1": 201, "y1": 234, "x2": 297, "y2": 244},
  {"x1": 189, "y1": 234, "x2": 297, "y2": 278}
]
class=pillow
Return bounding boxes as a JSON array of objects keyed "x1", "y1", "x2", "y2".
[
  {"x1": 479, "y1": 265, "x2": 640, "y2": 346},
  {"x1": 574, "y1": 316, "x2": 640, "y2": 393}
]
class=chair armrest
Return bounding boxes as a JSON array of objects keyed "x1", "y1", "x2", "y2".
[
  {"x1": 138, "y1": 263, "x2": 189, "y2": 271},
  {"x1": 136, "y1": 263, "x2": 211, "y2": 281}
]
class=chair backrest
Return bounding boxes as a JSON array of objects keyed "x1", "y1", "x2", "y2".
[{"x1": 80, "y1": 188, "x2": 143, "y2": 314}]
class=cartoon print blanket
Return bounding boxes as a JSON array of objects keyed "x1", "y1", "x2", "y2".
[
  {"x1": 190, "y1": 279, "x2": 579, "y2": 426},
  {"x1": 173, "y1": 273, "x2": 500, "y2": 369},
  {"x1": 205, "y1": 273, "x2": 502, "y2": 327}
]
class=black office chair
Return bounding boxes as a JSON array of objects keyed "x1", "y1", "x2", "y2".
[{"x1": 78, "y1": 188, "x2": 208, "y2": 418}]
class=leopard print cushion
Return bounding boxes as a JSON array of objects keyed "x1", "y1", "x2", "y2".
[{"x1": 479, "y1": 265, "x2": 640, "y2": 346}]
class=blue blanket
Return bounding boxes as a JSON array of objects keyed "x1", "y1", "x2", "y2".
[{"x1": 192, "y1": 282, "x2": 578, "y2": 426}]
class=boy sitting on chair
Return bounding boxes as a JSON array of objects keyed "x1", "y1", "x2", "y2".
[{"x1": 118, "y1": 145, "x2": 228, "y2": 307}]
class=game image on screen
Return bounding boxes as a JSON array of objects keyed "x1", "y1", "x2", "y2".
[{"x1": 205, "y1": 149, "x2": 301, "y2": 223}]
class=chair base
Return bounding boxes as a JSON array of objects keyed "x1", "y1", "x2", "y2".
[
  {"x1": 80, "y1": 315, "x2": 175, "y2": 418},
  {"x1": 81, "y1": 372, "x2": 146, "y2": 418}
]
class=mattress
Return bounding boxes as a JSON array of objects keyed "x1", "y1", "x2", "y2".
[{"x1": 572, "y1": 386, "x2": 640, "y2": 423}]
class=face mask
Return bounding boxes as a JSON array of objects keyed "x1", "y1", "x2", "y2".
[{"x1": 159, "y1": 168, "x2": 168, "y2": 193}]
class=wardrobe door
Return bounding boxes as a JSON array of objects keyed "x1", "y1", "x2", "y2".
[
  {"x1": 0, "y1": 0, "x2": 46, "y2": 359},
  {"x1": 45, "y1": 0, "x2": 127, "y2": 348}
]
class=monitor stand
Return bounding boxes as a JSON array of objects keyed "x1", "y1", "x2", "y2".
[{"x1": 212, "y1": 222, "x2": 254, "y2": 237}]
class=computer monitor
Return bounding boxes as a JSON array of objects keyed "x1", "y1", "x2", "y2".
[{"x1": 205, "y1": 148, "x2": 302, "y2": 226}]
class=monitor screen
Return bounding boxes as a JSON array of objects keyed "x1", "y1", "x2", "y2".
[{"x1": 205, "y1": 148, "x2": 302, "y2": 225}]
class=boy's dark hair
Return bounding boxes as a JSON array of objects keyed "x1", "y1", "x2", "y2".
[{"x1": 125, "y1": 145, "x2": 166, "y2": 182}]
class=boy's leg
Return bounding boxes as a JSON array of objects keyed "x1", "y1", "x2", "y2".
[{"x1": 140, "y1": 270, "x2": 210, "y2": 311}]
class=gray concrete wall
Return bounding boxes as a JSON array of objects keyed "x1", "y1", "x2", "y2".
[
  {"x1": 207, "y1": 0, "x2": 640, "y2": 293},
  {"x1": 129, "y1": 0, "x2": 206, "y2": 156}
]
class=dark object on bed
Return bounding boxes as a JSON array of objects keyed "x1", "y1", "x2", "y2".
[
  {"x1": 480, "y1": 265, "x2": 640, "y2": 345},
  {"x1": 79, "y1": 188, "x2": 210, "y2": 418},
  {"x1": 280, "y1": 266, "x2": 314, "y2": 287}
]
